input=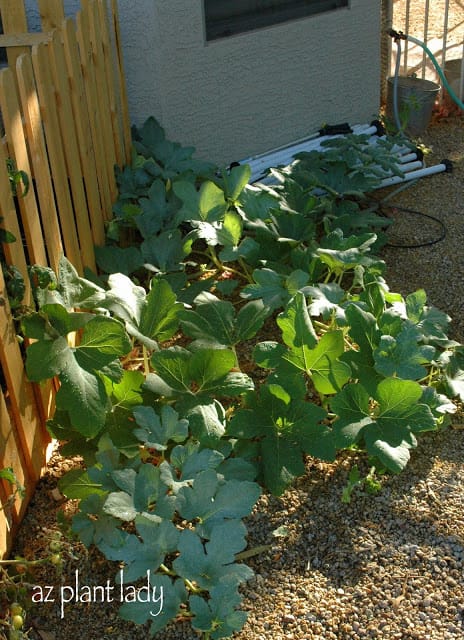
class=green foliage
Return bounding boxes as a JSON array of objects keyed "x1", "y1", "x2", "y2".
[{"x1": 21, "y1": 118, "x2": 462, "y2": 638}]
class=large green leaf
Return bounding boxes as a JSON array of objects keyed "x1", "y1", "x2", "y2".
[
  {"x1": 134, "y1": 179, "x2": 171, "y2": 238},
  {"x1": 149, "y1": 346, "x2": 251, "y2": 399},
  {"x1": 281, "y1": 313, "x2": 351, "y2": 394},
  {"x1": 442, "y1": 347, "x2": 464, "y2": 400},
  {"x1": 194, "y1": 210, "x2": 243, "y2": 248},
  {"x1": 190, "y1": 579, "x2": 248, "y2": 639},
  {"x1": 317, "y1": 230, "x2": 379, "y2": 272},
  {"x1": 71, "y1": 494, "x2": 121, "y2": 548},
  {"x1": 228, "y1": 384, "x2": 332, "y2": 495},
  {"x1": 133, "y1": 405, "x2": 189, "y2": 450},
  {"x1": 119, "y1": 574, "x2": 187, "y2": 634},
  {"x1": 172, "y1": 524, "x2": 253, "y2": 590},
  {"x1": 41, "y1": 255, "x2": 106, "y2": 309},
  {"x1": 404, "y1": 289, "x2": 455, "y2": 346},
  {"x1": 180, "y1": 292, "x2": 268, "y2": 349},
  {"x1": 373, "y1": 324, "x2": 436, "y2": 380},
  {"x1": 103, "y1": 462, "x2": 175, "y2": 523},
  {"x1": 173, "y1": 180, "x2": 228, "y2": 223},
  {"x1": 221, "y1": 163, "x2": 251, "y2": 203},
  {"x1": 132, "y1": 116, "x2": 216, "y2": 178},
  {"x1": 99, "y1": 515, "x2": 179, "y2": 583},
  {"x1": 277, "y1": 292, "x2": 317, "y2": 366},
  {"x1": 241, "y1": 268, "x2": 308, "y2": 311},
  {"x1": 176, "y1": 469, "x2": 261, "y2": 529},
  {"x1": 303, "y1": 282, "x2": 346, "y2": 322},
  {"x1": 141, "y1": 228, "x2": 190, "y2": 273},
  {"x1": 103, "y1": 274, "x2": 182, "y2": 349},
  {"x1": 58, "y1": 468, "x2": 107, "y2": 500},
  {"x1": 75, "y1": 316, "x2": 132, "y2": 371},
  {"x1": 331, "y1": 378, "x2": 436, "y2": 472},
  {"x1": 95, "y1": 245, "x2": 144, "y2": 276},
  {"x1": 177, "y1": 398, "x2": 226, "y2": 445},
  {"x1": 26, "y1": 313, "x2": 130, "y2": 437}
]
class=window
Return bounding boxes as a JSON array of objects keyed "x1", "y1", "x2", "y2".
[{"x1": 204, "y1": 0, "x2": 349, "y2": 41}]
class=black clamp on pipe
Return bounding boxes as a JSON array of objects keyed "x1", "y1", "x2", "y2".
[
  {"x1": 370, "y1": 119, "x2": 386, "y2": 136},
  {"x1": 441, "y1": 159, "x2": 453, "y2": 173},
  {"x1": 318, "y1": 123, "x2": 352, "y2": 136},
  {"x1": 414, "y1": 147, "x2": 424, "y2": 162},
  {"x1": 388, "y1": 28, "x2": 408, "y2": 42}
]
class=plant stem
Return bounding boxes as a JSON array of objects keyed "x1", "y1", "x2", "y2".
[
  {"x1": 206, "y1": 247, "x2": 250, "y2": 281},
  {"x1": 159, "y1": 563, "x2": 176, "y2": 577},
  {"x1": 143, "y1": 345, "x2": 150, "y2": 376},
  {"x1": 314, "y1": 320, "x2": 329, "y2": 333},
  {"x1": 238, "y1": 256, "x2": 253, "y2": 282},
  {"x1": 234, "y1": 544, "x2": 271, "y2": 561},
  {"x1": 184, "y1": 578, "x2": 203, "y2": 594},
  {"x1": 0, "y1": 558, "x2": 44, "y2": 566}
]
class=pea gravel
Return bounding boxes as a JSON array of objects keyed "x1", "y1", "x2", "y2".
[{"x1": 11, "y1": 116, "x2": 464, "y2": 640}]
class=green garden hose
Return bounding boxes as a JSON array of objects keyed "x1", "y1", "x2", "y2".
[{"x1": 389, "y1": 29, "x2": 464, "y2": 113}]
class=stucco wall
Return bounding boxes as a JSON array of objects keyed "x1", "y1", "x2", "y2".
[
  {"x1": 148, "y1": 1, "x2": 382, "y2": 164},
  {"x1": 25, "y1": 1, "x2": 382, "y2": 165}
]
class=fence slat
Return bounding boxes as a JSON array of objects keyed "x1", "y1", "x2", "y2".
[
  {"x1": 37, "y1": 0, "x2": 65, "y2": 30},
  {"x1": 0, "y1": 388, "x2": 29, "y2": 525},
  {"x1": 0, "y1": 67, "x2": 48, "y2": 271},
  {"x1": 76, "y1": 6, "x2": 113, "y2": 220},
  {"x1": 85, "y1": 0, "x2": 118, "y2": 205},
  {"x1": 49, "y1": 29, "x2": 97, "y2": 271},
  {"x1": 0, "y1": 387, "x2": 30, "y2": 557},
  {"x1": 0, "y1": 121, "x2": 31, "y2": 305},
  {"x1": 0, "y1": 0, "x2": 29, "y2": 70},
  {"x1": 16, "y1": 53, "x2": 63, "y2": 273},
  {"x1": 110, "y1": 0, "x2": 132, "y2": 166},
  {"x1": 32, "y1": 42, "x2": 84, "y2": 274},
  {"x1": 97, "y1": 0, "x2": 123, "y2": 168},
  {"x1": 0, "y1": 269, "x2": 45, "y2": 484},
  {"x1": 62, "y1": 16, "x2": 106, "y2": 246}
]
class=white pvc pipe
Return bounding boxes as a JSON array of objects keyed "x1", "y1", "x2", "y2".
[
  {"x1": 379, "y1": 162, "x2": 448, "y2": 188},
  {"x1": 398, "y1": 152, "x2": 420, "y2": 164},
  {"x1": 245, "y1": 124, "x2": 379, "y2": 182},
  {"x1": 393, "y1": 160, "x2": 424, "y2": 173},
  {"x1": 243, "y1": 120, "x2": 448, "y2": 191}
]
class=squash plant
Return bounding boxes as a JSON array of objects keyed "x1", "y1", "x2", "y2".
[{"x1": 21, "y1": 119, "x2": 464, "y2": 638}]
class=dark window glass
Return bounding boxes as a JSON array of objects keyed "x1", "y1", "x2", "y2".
[{"x1": 205, "y1": 0, "x2": 349, "y2": 41}]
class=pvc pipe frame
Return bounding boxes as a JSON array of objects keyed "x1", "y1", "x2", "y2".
[
  {"x1": 243, "y1": 123, "x2": 378, "y2": 183},
  {"x1": 243, "y1": 125, "x2": 434, "y2": 187},
  {"x1": 241, "y1": 123, "x2": 453, "y2": 191}
]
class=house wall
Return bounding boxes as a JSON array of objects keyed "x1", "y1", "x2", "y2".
[{"x1": 25, "y1": 0, "x2": 382, "y2": 165}]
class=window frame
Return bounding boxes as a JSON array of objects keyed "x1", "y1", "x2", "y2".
[{"x1": 204, "y1": 0, "x2": 349, "y2": 42}]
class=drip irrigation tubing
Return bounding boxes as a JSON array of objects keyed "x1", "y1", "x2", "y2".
[{"x1": 370, "y1": 200, "x2": 447, "y2": 249}]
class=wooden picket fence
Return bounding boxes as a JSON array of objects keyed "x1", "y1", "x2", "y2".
[{"x1": 0, "y1": 0, "x2": 131, "y2": 557}]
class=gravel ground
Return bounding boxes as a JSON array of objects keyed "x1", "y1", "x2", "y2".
[
  {"x1": 380, "y1": 116, "x2": 464, "y2": 342},
  {"x1": 7, "y1": 115, "x2": 464, "y2": 640}
]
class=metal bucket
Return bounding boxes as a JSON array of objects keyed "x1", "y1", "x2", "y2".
[
  {"x1": 444, "y1": 58, "x2": 464, "y2": 102},
  {"x1": 386, "y1": 76, "x2": 441, "y2": 136}
]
